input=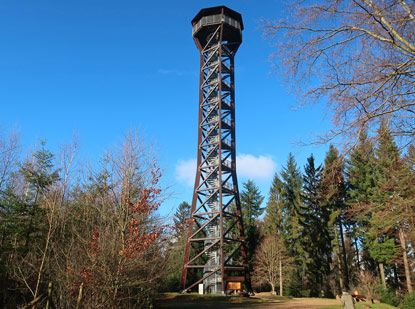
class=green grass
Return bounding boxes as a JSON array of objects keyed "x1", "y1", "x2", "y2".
[
  {"x1": 319, "y1": 302, "x2": 399, "y2": 309},
  {"x1": 155, "y1": 293, "x2": 265, "y2": 308},
  {"x1": 158, "y1": 292, "x2": 256, "y2": 302}
]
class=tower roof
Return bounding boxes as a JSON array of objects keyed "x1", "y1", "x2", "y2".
[{"x1": 191, "y1": 5, "x2": 244, "y2": 30}]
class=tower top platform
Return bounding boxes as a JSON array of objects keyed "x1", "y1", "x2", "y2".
[
  {"x1": 191, "y1": 6, "x2": 244, "y2": 30},
  {"x1": 191, "y1": 6, "x2": 243, "y2": 49}
]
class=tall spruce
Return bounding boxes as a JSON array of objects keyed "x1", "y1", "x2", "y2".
[
  {"x1": 279, "y1": 153, "x2": 305, "y2": 294},
  {"x1": 240, "y1": 180, "x2": 264, "y2": 266},
  {"x1": 346, "y1": 132, "x2": 378, "y2": 274},
  {"x1": 302, "y1": 154, "x2": 332, "y2": 297},
  {"x1": 264, "y1": 173, "x2": 283, "y2": 236},
  {"x1": 321, "y1": 145, "x2": 350, "y2": 291},
  {"x1": 166, "y1": 201, "x2": 191, "y2": 291},
  {"x1": 173, "y1": 201, "x2": 191, "y2": 240},
  {"x1": 372, "y1": 123, "x2": 412, "y2": 293}
]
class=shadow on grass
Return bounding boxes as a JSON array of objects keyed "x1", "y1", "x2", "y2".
[{"x1": 155, "y1": 293, "x2": 267, "y2": 308}]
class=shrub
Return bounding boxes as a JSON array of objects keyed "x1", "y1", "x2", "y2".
[
  {"x1": 401, "y1": 293, "x2": 415, "y2": 309},
  {"x1": 378, "y1": 288, "x2": 400, "y2": 307},
  {"x1": 300, "y1": 289, "x2": 311, "y2": 297}
]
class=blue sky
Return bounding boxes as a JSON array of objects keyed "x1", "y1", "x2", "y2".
[{"x1": 0, "y1": 0, "x2": 332, "y2": 219}]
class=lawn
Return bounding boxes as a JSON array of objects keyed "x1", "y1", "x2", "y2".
[
  {"x1": 319, "y1": 302, "x2": 399, "y2": 309},
  {"x1": 155, "y1": 293, "x2": 266, "y2": 308},
  {"x1": 155, "y1": 293, "x2": 400, "y2": 309}
]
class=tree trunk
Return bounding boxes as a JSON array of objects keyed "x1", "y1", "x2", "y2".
[
  {"x1": 338, "y1": 216, "x2": 349, "y2": 289},
  {"x1": 398, "y1": 226, "x2": 413, "y2": 293},
  {"x1": 279, "y1": 258, "x2": 283, "y2": 296},
  {"x1": 379, "y1": 263, "x2": 387, "y2": 289},
  {"x1": 354, "y1": 239, "x2": 360, "y2": 270},
  {"x1": 393, "y1": 264, "x2": 400, "y2": 287},
  {"x1": 334, "y1": 226, "x2": 344, "y2": 290}
]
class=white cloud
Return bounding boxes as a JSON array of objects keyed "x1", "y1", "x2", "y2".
[
  {"x1": 175, "y1": 154, "x2": 276, "y2": 187},
  {"x1": 175, "y1": 158, "x2": 197, "y2": 186},
  {"x1": 236, "y1": 154, "x2": 276, "y2": 180}
]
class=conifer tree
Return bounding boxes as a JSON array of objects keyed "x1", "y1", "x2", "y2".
[
  {"x1": 240, "y1": 180, "x2": 264, "y2": 266},
  {"x1": 371, "y1": 123, "x2": 413, "y2": 293},
  {"x1": 302, "y1": 154, "x2": 332, "y2": 296},
  {"x1": 173, "y1": 201, "x2": 191, "y2": 240},
  {"x1": 9, "y1": 141, "x2": 61, "y2": 300},
  {"x1": 166, "y1": 201, "x2": 191, "y2": 291},
  {"x1": 264, "y1": 173, "x2": 283, "y2": 236},
  {"x1": 321, "y1": 145, "x2": 350, "y2": 291},
  {"x1": 279, "y1": 153, "x2": 305, "y2": 294},
  {"x1": 346, "y1": 131, "x2": 378, "y2": 274},
  {"x1": 263, "y1": 173, "x2": 290, "y2": 296}
]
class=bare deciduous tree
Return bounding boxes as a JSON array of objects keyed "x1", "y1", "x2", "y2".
[
  {"x1": 358, "y1": 270, "x2": 379, "y2": 302},
  {"x1": 61, "y1": 129, "x2": 167, "y2": 307},
  {"x1": 263, "y1": 0, "x2": 415, "y2": 150},
  {"x1": 252, "y1": 234, "x2": 291, "y2": 295},
  {"x1": 0, "y1": 129, "x2": 20, "y2": 190}
]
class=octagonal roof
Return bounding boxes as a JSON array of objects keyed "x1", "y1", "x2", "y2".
[{"x1": 191, "y1": 6, "x2": 244, "y2": 30}]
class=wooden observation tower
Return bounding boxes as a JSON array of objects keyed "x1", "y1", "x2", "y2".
[{"x1": 180, "y1": 6, "x2": 251, "y2": 294}]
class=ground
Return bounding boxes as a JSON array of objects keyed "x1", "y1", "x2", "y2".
[{"x1": 155, "y1": 293, "x2": 399, "y2": 309}]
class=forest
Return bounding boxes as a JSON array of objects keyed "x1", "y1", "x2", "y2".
[
  {"x1": 2, "y1": 0, "x2": 415, "y2": 308},
  {"x1": 0, "y1": 122, "x2": 414, "y2": 308},
  {"x1": 172, "y1": 122, "x2": 415, "y2": 308}
]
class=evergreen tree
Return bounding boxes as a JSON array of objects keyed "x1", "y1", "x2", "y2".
[
  {"x1": 20, "y1": 141, "x2": 60, "y2": 204},
  {"x1": 301, "y1": 154, "x2": 332, "y2": 296},
  {"x1": 321, "y1": 145, "x2": 350, "y2": 291},
  {"x1": 173, "y1": 201, "x2": 191, "y2": 240},
  {"x1": 346, "y1": 132, "x2": 378, "y2": 275},
  {"x1": 279, "y1": 153, "x2": 305, "y2": 295},
  {"x1": 264, "y1": 173, "x2": 283, "y2": 236},
  {"x1": 368, "y1": 237, "x2": 397, "y2": 289},
  {"x1": 371, "y1": 123, "x2": 413, "y2": 293},
  {"x1": 240, "y1": 180, "x2": 264, "y2": 266},
  {"x1": 347, "y1": 131, "x2": 377, "y2": 206},
  {"x1": 17, "y1": 141, "x2": 60, "y2": 249},
  {"x1": 166, "y1": 201, "x2": 191, "y2": 291},
  {"x1": 0, "y1": 141, "x2": 60, "y2": 303}
]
